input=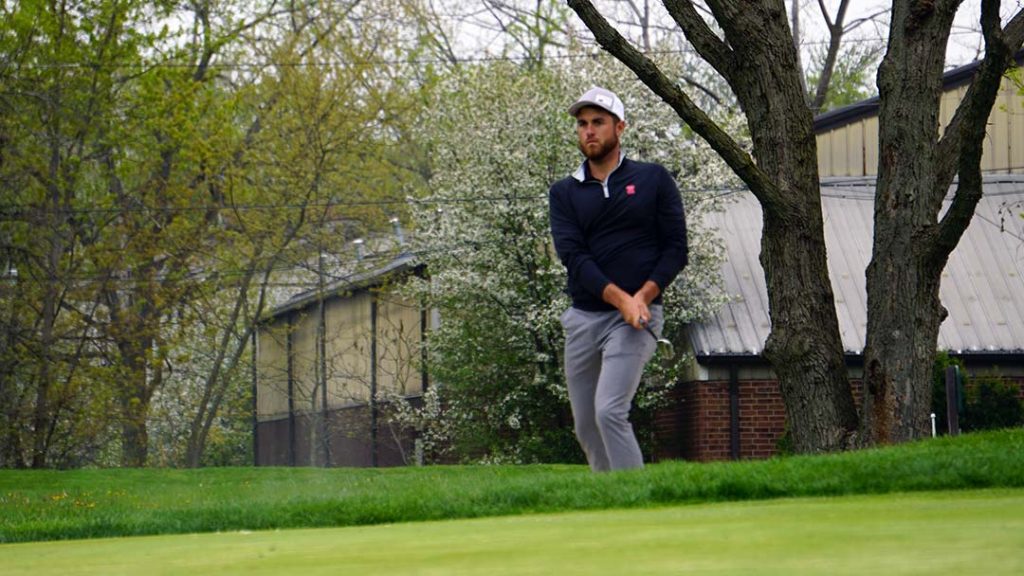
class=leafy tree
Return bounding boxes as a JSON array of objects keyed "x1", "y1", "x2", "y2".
[
  {"x1": 806, "y1": 41, "x2": 882, "y2": 111},
  {"x1": 396, "y1": 56, "x2": 732, "y2": 463},
  {"x1": 0, "y1": 0, "x2": 430, "y2": 468}
]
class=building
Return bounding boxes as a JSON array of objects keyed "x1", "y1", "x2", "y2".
[
  {"x1": 254, "y1": 254, "x2": 429, "y2": 467},
  {"x1": 655, "y1": 56, "x2": 1024, "y2": 461}
]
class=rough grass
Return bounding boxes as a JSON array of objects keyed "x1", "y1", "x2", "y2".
[{"x1": 1, "y1": 428, "x2": 1022, "y2": 544}]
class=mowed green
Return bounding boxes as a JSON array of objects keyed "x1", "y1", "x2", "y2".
[{"x1": 3, "y1": 489, "x2": 1022, "y2": 576}]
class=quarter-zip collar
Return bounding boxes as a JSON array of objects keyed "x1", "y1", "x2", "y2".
[{"x1": 571, "y1": 151, "x2": 626, "y2": 198}]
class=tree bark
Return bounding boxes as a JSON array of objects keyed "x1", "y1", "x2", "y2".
[
  {"x1": 863, "y1": 0, "x2": 1024, "y2": 443},
  {"x1": 570, "y1": 0, "x2": 859, "y2": 453}
]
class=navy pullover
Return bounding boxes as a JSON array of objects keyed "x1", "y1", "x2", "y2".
[{"x1": 548, "y1": 155, "x2": 688, "y2": 312}]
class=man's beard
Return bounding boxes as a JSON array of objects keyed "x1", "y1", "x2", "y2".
[{"x1": 578, "y1": 135, "x2": 619, "y2": 162}]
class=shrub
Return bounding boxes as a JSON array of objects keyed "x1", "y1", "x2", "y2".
[{"x1": 962, "y1": 373, "x2": 1024, "y2": 432}]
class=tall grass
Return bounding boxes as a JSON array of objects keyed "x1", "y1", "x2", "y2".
[{"x1": 2, "y1": 428, "x2": 1022, "y2": 544}]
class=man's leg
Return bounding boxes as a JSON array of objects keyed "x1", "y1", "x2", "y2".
[
  {"x1": 561, "y1": 307, "x2": 610, "y2": 471},
  {"x1": 594, "y1": 307, "x2": 661, "y2": 471}
]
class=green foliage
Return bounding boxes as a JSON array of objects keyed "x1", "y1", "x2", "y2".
[
  {"x1": 932, "y1": 353, "x2": 1024, "y2": 434},
  {"x1": 1, "y1": 428, "x2": 1022, "y2": 543},
  {"x1": 807, "y1": 42, "x2": 883, "y2": 112},
  {"x1": 0, "y1": 0, "x2": 432, "y2": 468},
  {"x1": 396, "y1": 54, "x2": 735, "y2": 464},
  {"x1": 961, "y1": 373, "x2": 1024, "y2": 432}
]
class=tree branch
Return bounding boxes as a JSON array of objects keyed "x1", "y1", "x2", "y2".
[
  {"x1": 662, "y1": 0, "x2": 736, "y2": 82},
  {"x1": 931, "y1": 3, "x2": 1022, "y2": 266},
  {"x1": 567, "y1": 0, "x2": 779, "y2": 203},
  {"x1": 809, "y1": 0, "x2": 851, "y2": 113}
]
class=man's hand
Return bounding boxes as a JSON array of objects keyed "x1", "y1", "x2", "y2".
[
  {"x1": 602, "y1": 283, "x2": 649, "y2": 329},
  {"x1": 634, "y1": 281, "x2": 661, "y2": 306}
]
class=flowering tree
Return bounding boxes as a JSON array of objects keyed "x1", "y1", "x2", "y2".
[{"x1": 393, "y1": 56, "x2": 737, "y2": 463}]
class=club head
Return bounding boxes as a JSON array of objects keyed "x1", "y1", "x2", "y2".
[
  {"x1": 641, "y1": 320, "x2": 675, "y2": 360},
  {"x1": 655, "y1": 337, "x2": 675, "y2": 360}
]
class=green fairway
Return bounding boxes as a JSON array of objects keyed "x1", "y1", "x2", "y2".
[{"x1": 3, "y1": 489, "x2": 1022, "y2": 576}]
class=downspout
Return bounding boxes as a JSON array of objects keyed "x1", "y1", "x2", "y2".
[
  {"x1": 251, "y1": 329, "x2": 258, "y2": 466},
  {"x1": 287, "y1": 313, "x2": 296, "y2": 467},
  {"x1": 420, "y1": 306, "x2": 429, "y2": 391},
  {"x1": 370, "y1": 292, "x2": 379, "y2": 467},
  {"x1": 729, "y1": 365, "x2": 740, "y2": 460}
]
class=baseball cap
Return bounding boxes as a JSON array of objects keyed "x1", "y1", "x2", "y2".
[{"x1": 568, "y1": 86, "x2": 625, "y2": 122}]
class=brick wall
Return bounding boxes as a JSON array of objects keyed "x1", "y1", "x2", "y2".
[
  {"x1": 652, "y1": 378, "x2": 870, "y2": 462},
  {"x1": 652, "y1": 380, "x2": 787, "y2": 462},
  {"x1": 653, "y1": 375, "x2": 1021, "y2": 462}
]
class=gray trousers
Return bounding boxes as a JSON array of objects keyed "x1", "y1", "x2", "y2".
[{"x1": 560, "y1": 305, "x2": 662, "y2": 472}]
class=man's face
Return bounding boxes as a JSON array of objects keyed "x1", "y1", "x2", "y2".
[{"x1": 575, "y1": 107, "x2": 624, "y2": 162}]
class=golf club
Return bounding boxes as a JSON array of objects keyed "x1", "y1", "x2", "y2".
[{"x1": 640, "y1": 319, "x2": 674, "y2": 360}]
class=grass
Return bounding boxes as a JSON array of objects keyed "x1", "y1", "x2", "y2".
[
  {"x1": 1, "y1": 428, "x2": 1022, "y2": 544},
  {"x1": 3, "y1": 489, "x2": 1023, "y2": 575}
]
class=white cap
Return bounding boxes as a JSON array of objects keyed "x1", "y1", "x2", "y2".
[{"x1": 568, "y1": 86, "x2": 625, "y2": 122}]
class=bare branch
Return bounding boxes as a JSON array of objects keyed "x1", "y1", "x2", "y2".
[
  {"x1": 931, "y1": 3, "x2": 1022, "y2": 266},
  {"x1": 809, "y1": 0, "x2": 851, "y2": 113},
  {"x1": 662, "y1": 0, "x2": 736, "y2": 82},
  {"x1": 567, "y1": 0, "x2": 779, "y2": 203}
]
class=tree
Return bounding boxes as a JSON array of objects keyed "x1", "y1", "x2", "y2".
[
  {"x1": 862, "y1": 1, "x2": 1023, "y2": 443},
  {"x1": 569, "y1": 0, "x2": 1024, "y2": 451},
  {"x1": 396, "y1": 56, "x2": 732, "y2": 463},
  {"x1": 0, "y1": 0, "x2": 427, "y2": 468},
  {"x1": 174, "y1": 0, "x2": 431, "y2": 468}
]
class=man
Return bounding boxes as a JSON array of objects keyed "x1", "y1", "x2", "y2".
[{"x1": 548, "y1": 86, "x2": 688, "y2": 471}]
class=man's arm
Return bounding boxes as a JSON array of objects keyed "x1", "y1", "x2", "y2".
[
  {"x1": 549, "y1": 183, "x2": 612, "y2": 299},
  {"x1": 647, "y1": 167, "x2": 688, "y2": 290}
]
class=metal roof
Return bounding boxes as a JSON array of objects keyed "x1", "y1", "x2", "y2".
[
  {"x1": 691, "y1": 174, "x2": 1024, "y2": 358},
  {"x1": 266, "y1": 252, "x2": 418, "y2": 320}
]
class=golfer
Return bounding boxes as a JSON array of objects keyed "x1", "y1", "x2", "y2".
[{"x1": 548, "y1": 86, "x2": 688, "y2": 471}]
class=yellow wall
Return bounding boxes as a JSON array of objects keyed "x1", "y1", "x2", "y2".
[
  {"x1": 324, "y1": 292, "x2": 373, "y2": 406},
  {"x1": 256, "y1": 284, "x2": 425, "y2": 421},
  {"x1": 375, "y1": 293, "x2": 424, "y2": 397},
  {"x1": 256, "y1": 318, "x2": 290, "y2": 422},
  {"x1": 817, "y1": 75, "x2": 1023, "y2": 177}
]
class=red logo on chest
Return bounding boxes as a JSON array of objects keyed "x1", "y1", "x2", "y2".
[{"x1": 626, "y1": 184, "x2": 636, "y2": 196}]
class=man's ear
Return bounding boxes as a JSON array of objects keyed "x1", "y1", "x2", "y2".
[{"x1": 616, "y1": 120, "x2": 626, "y2": 137}]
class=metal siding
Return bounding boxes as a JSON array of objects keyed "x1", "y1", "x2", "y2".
[
  {"x1": 831, "y1": 126, "x2": 850, "y2": 176},
  {"x1": 690, "y1": 176, "x2": 1024, "y2": 357},
  {"x1": 376, "y1": 293, "x2": 423, "y2": 396},
  {"x1": 846, "y1": 121, "x2": 865, "y2": 177},
  {"x1": 325, "y1": 292, "x2": 372, "y2": 406},
  {"x1": 1011, "y1": 83, "x2": 1024, "y2": 171},
  {"x1": 256, "y1": 319, "x2": 290, "y2": 421},
  {"x1": 938, "y1": 87, "x2": 962, "y2": 137},
  {"x1": 816, "y1": 131, "x2": 832, "y2": 177},
  {"x1": 988, "y1": 85, "x2": 1011, "y2": 172},
  {"x1": 864, "y1": 118, "x2": 879, "y2": 176},
  {"x1": 821, "y1": 79, "x2": 1023, "y2": 177},
  {"x1": 290, "y1": 310, "x2": 318, "y2": 413}
]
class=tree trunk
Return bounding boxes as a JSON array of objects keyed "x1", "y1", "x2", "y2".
[
  {"x1": 685, "y1": 1, "x2": 860, "y2": 452},
  {"x1": 118, "y1": 342, "x2": 153, "y2": 467},
  {"x1": 863, "y1": 0, "x2": 1023, "y2": 443},
  {"x1": 733, "y1": 32, "x2": 860, "y2": 453}
]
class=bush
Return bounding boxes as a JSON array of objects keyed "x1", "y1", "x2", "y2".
[{"x1": 962, "y1": 373, "x2": 1024, "y2": 432}]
